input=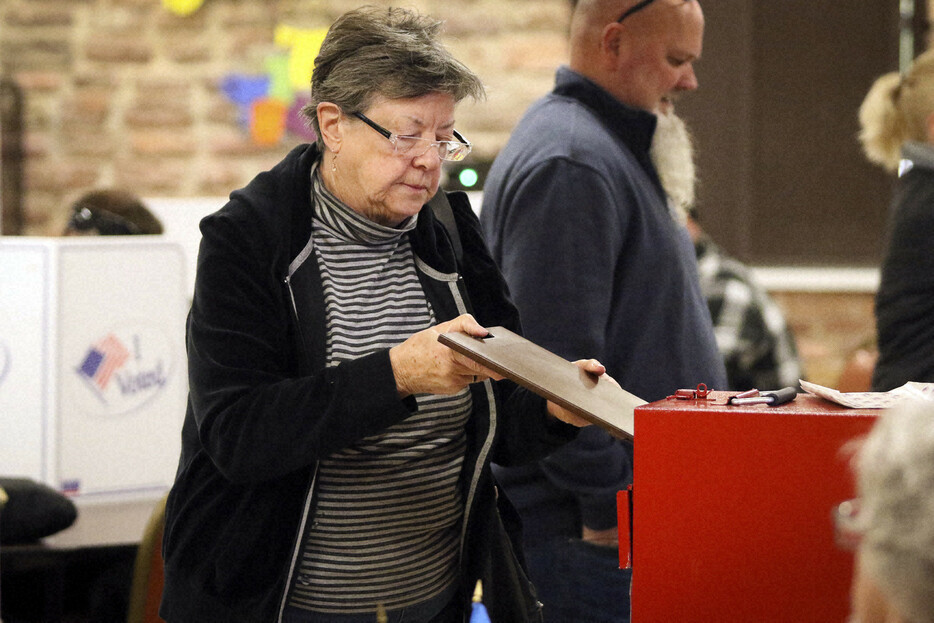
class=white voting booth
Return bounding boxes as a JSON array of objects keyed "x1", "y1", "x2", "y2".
[
  {"x1": 0, "y1": 238, "x2": 187, "y2": 499},
  {"x1": 144, "y1": 196, "x2": 227, "y2": 297},
  {"x1": 0, "y1": 193, "x2": 479, "y2": 499}
]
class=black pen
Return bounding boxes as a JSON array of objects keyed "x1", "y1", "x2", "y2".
[
  {"x1": 728, "y1": 388, "x2": 759, "y2": 403},
  {"x1": 728, "y1": 387, "x2": 797, "y2": 407}
]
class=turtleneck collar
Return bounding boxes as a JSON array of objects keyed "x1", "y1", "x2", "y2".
[
  {"x1": 310, "y1": 161, "x2": 418, "y2": 245},
  {"x1": 553, "y1": 66, "x2": 659, "y2": 160}
]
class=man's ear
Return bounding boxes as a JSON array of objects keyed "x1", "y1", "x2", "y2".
[
  {"x1": 600, "y1": 22, "x2": 627, "y2": 70},
  {"x1": 602, "y1": 21, "x2": 622, "y2": 54},
  {"x1": 317, "y1": 102, "x2": 343, "y2": 153}
]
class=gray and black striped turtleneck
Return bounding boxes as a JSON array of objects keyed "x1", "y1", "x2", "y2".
[{"x1": 287, "y1": 166, "x2": 470, "y2": 618}]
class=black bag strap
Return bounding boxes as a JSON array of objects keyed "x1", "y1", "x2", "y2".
[{"x1": 427, "y1": 189, "x2": 463, "y2": 266}]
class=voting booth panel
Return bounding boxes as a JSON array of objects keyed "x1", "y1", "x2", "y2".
[
  {"x1": 0, "y1": 238, "x2": 187, "y2": 498},
  {"x1": 143, "y1": 196, "x2": 226, "y2": 298},
  {"x1": 629, "y1": 392, "x2": 878, "y2": 622}
]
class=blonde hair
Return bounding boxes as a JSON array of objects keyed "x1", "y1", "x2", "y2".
[{"x1": 859, "y1": 50, "x2": 934, "y2": 173}]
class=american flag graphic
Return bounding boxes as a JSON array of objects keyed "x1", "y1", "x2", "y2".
[{"x1": 77, "y1": 334, "x2": 130, "y2": 390}]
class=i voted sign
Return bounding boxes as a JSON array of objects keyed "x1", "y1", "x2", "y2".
[{"x1": 73, "y1": 324, "x2": 177, "y2": 417}]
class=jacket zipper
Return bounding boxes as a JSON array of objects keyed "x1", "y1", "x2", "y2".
[
  {"x1": 276, "y1": 274, "x2": 319, "y2": 622},
  {"x1": 413, "y1": 257, "x2": 498, "y2": 569},
  {"x1": 275, "y1": 255, "x2": 494, "y2": 619}
]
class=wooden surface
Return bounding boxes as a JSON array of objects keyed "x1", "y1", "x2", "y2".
[
  {"x1": 44, "y1": 494, "x2": 163, "y2": 548},
  {"x1": 439, "y1": 326, "x2": 645, "y2": 439}
]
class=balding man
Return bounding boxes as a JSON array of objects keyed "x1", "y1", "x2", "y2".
[{"x1": 482, "y1": 2, "x2": 726, "y2": 621}]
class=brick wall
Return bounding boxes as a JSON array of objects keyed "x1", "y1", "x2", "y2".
[
  {"x1": 0, "y1": 0, "x2": 572, "y2": 235},
  {"x1": 773, "y1": 291, "x2": 877, "y2": 389},
  {"x1": 0, "y1": 1, "x2": 899, "y2": 390}
]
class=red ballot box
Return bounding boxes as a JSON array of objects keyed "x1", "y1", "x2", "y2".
[{"x1": 627, "y1": 391, "x2": 879, "y2": 622}]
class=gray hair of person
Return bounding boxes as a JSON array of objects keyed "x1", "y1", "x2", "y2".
[
  {"x1": 851, "y1": 399, "x2": 934, "y2": 623},
  {"x1": 302, "y1": 6, "x2": 485, "y2": 149},
  {"x1": 650, "y1": 109, "x2": 696, "y2": 223},
  {"x1": 859, "y1": 49, "x2": 934, "y2": 173}
]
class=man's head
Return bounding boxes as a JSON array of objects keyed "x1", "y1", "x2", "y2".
[
  {"x1": 63, "y1": 189, "x2": 163, "y2": 236},
  {"x1": 569, "y1": 0, "x2": 703, "y2": 114}
]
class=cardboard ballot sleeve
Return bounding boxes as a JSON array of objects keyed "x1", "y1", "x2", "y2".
[{"x1": 438, "y1": 327, "x2": 644, "y2": 439}]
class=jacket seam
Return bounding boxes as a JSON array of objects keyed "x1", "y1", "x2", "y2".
[
  {"x1": 288, "y1": 234, "x2": 315, "y2": 277},
  {"x1": 278, "y1": 243, "x2": 318, "y2": 621},
  {"x1": 413, "y1": 255, "x2": 459, "y2": 282},
  {"x1": 460, "y1": 377, "x2": 496, "y2": 562},
  {"x1": 413, "y1": 251, "x2": 498, "y2": 570},
  {"x1": 277, "y1": 463, "x2": 319, "y2": 622}
]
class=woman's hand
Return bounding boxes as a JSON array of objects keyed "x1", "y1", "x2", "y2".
[
  {"x1": 545, "y1": 359, "x2": 614, "y2": 427},
  {"x1": 390, "y1": 314, "x2": 504, "y2": 397}
]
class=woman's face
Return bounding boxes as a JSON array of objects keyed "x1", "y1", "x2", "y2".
[{"x1": 324, "y1": 92, "x2": 457, "y2": 227}]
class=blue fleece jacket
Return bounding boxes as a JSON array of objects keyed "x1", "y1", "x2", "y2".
[{"x1": 481, "y1": 67, "x2": 726, "y2": 540}]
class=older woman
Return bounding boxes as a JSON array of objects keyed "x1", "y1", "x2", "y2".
[
  {"x1": 839, "y1": 399, "x2": 934, "y2": 623},
  {"x1": 160, "y1": 7, "x2": 601, "y2": 623},
  {"x1": 859, "y1": 50, "x2": 934, "y2": 392}
]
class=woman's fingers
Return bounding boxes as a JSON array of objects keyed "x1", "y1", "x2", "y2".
[{"x1": 390, "y1": 314, "x2": 497, "y2": 396}]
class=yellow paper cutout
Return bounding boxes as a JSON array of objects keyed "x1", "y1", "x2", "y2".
[
  {"x1": 162, "y1": 0, "x2": 205, "y2": 17},
  {"x1": 274, "y1": 25, "x2": 328, "y2": 90}
]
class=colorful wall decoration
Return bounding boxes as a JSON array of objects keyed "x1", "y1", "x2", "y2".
[
  {"x1": 162, "y1": 0, "x2": 206, "y2": 17},
  {"x1": 221, "y1": 25, "x2": 327, "y2": 146}
]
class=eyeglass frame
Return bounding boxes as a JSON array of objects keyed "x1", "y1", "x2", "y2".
[
  {"x1": 616, "y1": 0, "x2": 658, "y2": 22},
  {"x1": 616, "y1": 0, "x2": 694, "y2": 23},
  {"x1": 351, "y1": 112, "x2": 472, "y2": 162}
]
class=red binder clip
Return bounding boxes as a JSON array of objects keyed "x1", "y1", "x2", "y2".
[{"x1": 670, "y1": 383, "x2": 711, "y2": 400}]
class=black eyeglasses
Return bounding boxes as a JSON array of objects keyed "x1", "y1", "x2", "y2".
[
  {"x1": 67, "y1": 206, "x2": 141, "y2": 235},
  {"x1": 352, "y1": 112, "x2": 472, "y2": 162},
  {"x1": 616, "y1": 0, "x2": 692, "y2": 23},
  {"x1": 617, "y1": 0, "x2": 657, "y2": 22}
]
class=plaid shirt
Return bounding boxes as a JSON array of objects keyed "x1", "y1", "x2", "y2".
[{"x1": 694, "y1": 235, "x2": 803, "y2": 391}]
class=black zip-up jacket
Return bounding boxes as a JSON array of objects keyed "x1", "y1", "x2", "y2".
[
  {"x1": 160, "y1": 144, "x2": 577, "y2": 622},
  {"x1": 872, "y1": 141, "x2": 934, "y2": 391}
]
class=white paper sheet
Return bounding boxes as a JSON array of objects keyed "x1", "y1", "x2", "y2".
[{"x1": 800, "y1": 379, "x2": 934, "y2": 408}]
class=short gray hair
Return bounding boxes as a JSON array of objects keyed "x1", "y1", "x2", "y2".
[
  {"x1": 303, "y1": 6, "x2": 485, "y2": 148},
  {"x1": 853, "y1": 399, "x2": 934, "y2": 623}
]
